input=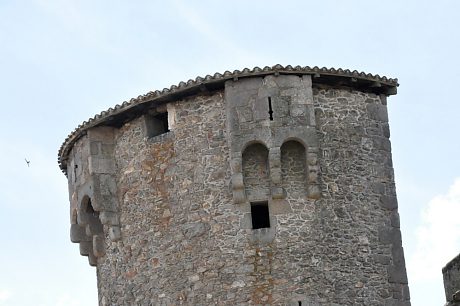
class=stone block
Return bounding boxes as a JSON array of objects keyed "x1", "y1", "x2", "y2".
[
  {"x1": 88, "y1": 156, "x2": 116, "y2": 175},
  {"x1": 290, "y1": 104, "x2": 307, "y2": 117},
  {"x1": 366, "y1": 103, "x2": 389, "y2": 122},
  {"x1": 240, "y1": 213, "x2": 252, "y2": 229},
  {"x1": 380, "y1": 195, "x2": 398, "y2": 210},
  {"x1": 272, "y1": 74, "x2": 301, "y2": 87},
  {"x1": 269, "y1": 199, "x2": 292, "y2": 214},
  {"x1": 258, "y1": 86, "x2": 279, "y2": 99},
  {"x1": 275, "y1": 96, "x2": 291, "y2": 118},
  {"x1": 391, "y1": 211, "x2": 400, "y2": 228},
  {"x1": 109, "y1": 226, "x2": 121, "y2": 241},
  {"x1": 182, "y1": 222, "x2": 210, "y2": 239},
  {"x1": 93, "y1": 234, "x2": 106, "y2": 257},
  {"x1": 271, "y1": 170, "x2": 282, "y2": 185},
  {"x1": 378, "y1": 227, "x2": 402, "y2": 245},
  {"x1": 87, "y1": 126, "x2": 115, "y2": 143},
  {"x1": 392, "y1": 245, "x2": 406, "y2": 268},
  {"x1": 249, "y1": 224, "x2": 276, "y2": 244},
  {"x1": 373, "y1": 137, "x2": 392, "y2": 152},
  {"x1": 231, "y1": 173, "x2": 244, "y2": 189},
  {"x1": 307, "y1": 185, "x2": 321, "y2": 200},
  {"x1": 388, "y1": 263, "x2": 408, "y2": 284},
  {"x1": 101, "y1": 143, "x2": 115, "y2": 156},
  {"x1": 402, "y1": 284, "x2": 410, "y2": 301},
  {"x1": 373, "y1": 254, "x2": 391, "y2": 265},
  {"x1": 88, "y1": 251, "x2": 97, "y2": 267},
  {"x1": 271, "y1": 187, "x2": 285, "y2": 199},
  {"x1": 236, "y1": 106, "x2": 253, "y2": 123},
  {"x1": 233, "y1": 189, "x2": 246, "y2": 204},
  {"x1": 308, "y1": 171, "x2": 318, "y2": 184},
  {"x1": 100, "y1": 211, "x2": 119, "y2": 226},
  {"x1": 383, "y1": 123, "x2": 391, "y2": 138},
  {"x1": 70, "y1": 224, "x2": 90, "y2": 243},
  {"x1": 230, "y1": 157, "x2": 242, "y2": 173},
  {"x1": 79, "y1": 241, "x2": 92, "y2": 256},
  {"x1": 307, "y1": 153, "x2": 318, "y2": 166},
  {"x1": 100, "y1": 174, "x2": 117, "y2": 195},
  {"x1": 371, "y1": 182, "x2": 385, "y2": 194},
  {"x1": 269, "y1": 147, "x2": 281, "y2": 167},
  {"x1": 90, "y1": 141, "x2": 100, "y2": 155}
]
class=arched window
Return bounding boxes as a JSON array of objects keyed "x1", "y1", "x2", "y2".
[
  {"x1": 242, "y1": 143, "x2": 270, "y2": 202},
  {"x1": 80, "y1": 196, "x2": 103, "y2": 236},
  {"x1": 281, "y1": 140, "x2": 307, "y2": 197}
]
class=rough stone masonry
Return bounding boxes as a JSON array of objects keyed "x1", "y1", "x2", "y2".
[{"x1": 58, "y1": 65, "x2": 410, "y2": 305}]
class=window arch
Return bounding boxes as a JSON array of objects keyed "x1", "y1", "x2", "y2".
[
  {"x1": 79, "y1": 196, "x2": 103, "y2": 236},
  {"x1": 281, "y1": 140, "x2": 307, "y2": 197},
  {"x1": 242, "y1": 143, "x2": 270, "y2": 202}
]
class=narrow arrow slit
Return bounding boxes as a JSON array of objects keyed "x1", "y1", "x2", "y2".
[{"x1": 268, "y1": 97, "x2": 273, "y2": 121}]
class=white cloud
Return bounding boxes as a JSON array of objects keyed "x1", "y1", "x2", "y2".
[
  {"x1": 55, "y1": 293, "x2": 83, "y2": 306},
  {"x1": 408, "y1": 177, "x2": 460, "y2": 281},
  {"x1": 0, "y1": 289, "x2": 12, "y2": 304}
]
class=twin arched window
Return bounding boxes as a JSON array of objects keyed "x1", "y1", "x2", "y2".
[{"x1": 241, "y1": 140, "x2": 307, "y2": 229}]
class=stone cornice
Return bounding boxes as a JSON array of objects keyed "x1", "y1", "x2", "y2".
[{"x1": 58, "y1": 64, "x2": 399, "y2": 174}]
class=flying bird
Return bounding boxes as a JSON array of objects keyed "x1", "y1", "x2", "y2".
[{"x1": 25, "y1": 158, "x2": 30, "y2": 167}]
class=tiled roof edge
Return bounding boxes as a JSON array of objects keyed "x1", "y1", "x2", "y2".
[{"x1": 58, "y1": 64, "x2": 399, "y2": 174}]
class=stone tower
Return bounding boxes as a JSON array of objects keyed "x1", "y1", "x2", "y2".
[{"x1": 58, "y1": 65, "x2": 410, "y2": 305}]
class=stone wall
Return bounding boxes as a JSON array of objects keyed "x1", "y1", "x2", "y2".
[
  {"x1": 443, "y1": 254, "x2": 460, "y2": 305},
  {"x1": 65, "y1": 74, "x2": 410, "y2": 305},
  {"x1": 312, "y1": 87, "x2": 409, "y2": 305}
]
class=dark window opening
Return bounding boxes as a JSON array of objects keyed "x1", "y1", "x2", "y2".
[
  {"x1": 298, "y1": 302, "x2": 302, "y2": 306},
  {"x1": 251, "y1": 202, "x2": 270, "y2": 229},
  {"x1": 145, "y1": 112, "x2": 169, "y2": 138},
  {"x1": 268, "y1": 97, "x2": 273, "y2": 121},
  {"x1": 84, "y1": 198, "x2": 99, "y2": 218}
]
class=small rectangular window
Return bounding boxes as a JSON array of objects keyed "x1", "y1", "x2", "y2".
[
  {"x1": 250, "y1": 201, "x2": 270, "y2": 229},
  {"x1": 145, "y1": 112, "x2": 169, "y2": 138}
]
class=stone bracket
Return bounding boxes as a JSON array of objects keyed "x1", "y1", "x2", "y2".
[{"x1": 68, "y1": 126, "x2": 122, "y2": 266}]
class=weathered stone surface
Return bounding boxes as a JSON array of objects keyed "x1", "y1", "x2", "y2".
[
  {"x1": 380, "y1": 195, "x2": 398, "y2": 210},
  {"x1": 389, "y1": 245, "x2": 408, "y2": 283},
  {"x1": 379, "y1": 226, "x2": 402, "y2": 245},
  {"x1": 62, "y1": 74, "x2": 409, "y2": 305},
  {"x1": 70, "y1": 224, "x2": 90, "y2": 243},
  {"x1": 444, "y1": 254, "x2": 460, "y2": 303}
]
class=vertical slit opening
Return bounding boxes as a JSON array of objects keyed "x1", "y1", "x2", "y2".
[
  {"x1": 268, "y1": 97, "x2": 273, "y2": 121},
  {"x1": 250, "y1": 201, "x2": 270, "y2": 229},
  {"x1": 74, "y1": 164, "x2": 78, "y2": 182}
]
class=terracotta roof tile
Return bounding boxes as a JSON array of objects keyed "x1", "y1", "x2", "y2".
[{"x1": 58, "y1": 65, "x2": 399, "y2": 174}]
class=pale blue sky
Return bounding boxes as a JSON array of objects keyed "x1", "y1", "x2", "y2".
[{"x1": 1, "y1": 1, "x2": 459, "y2": 305}]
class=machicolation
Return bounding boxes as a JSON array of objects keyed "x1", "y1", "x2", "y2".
[{"x1": 58, "y1": 65, "x2": 410, "y2": 305}]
